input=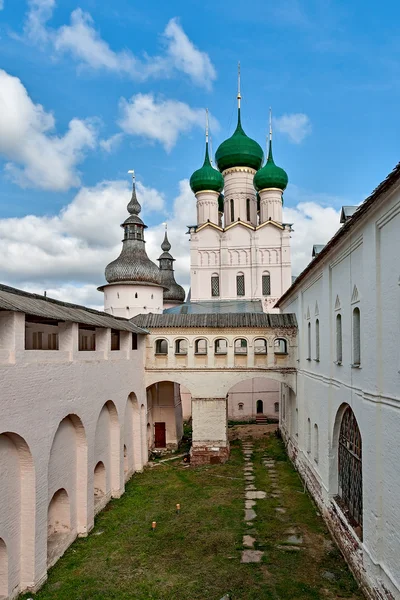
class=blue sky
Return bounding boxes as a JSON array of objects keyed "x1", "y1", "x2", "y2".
[{"x1": 0, "y1": 0, "x2": 399, "y2": 306}]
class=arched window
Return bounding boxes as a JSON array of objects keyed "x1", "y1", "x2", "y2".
[
  {"x1": 295, "y1": 408, "x2": 299, "y2": 437},
  {"x1": 238, "y1": 402, "x2": 244, "y2": 411},
  {"x1": 234, "y1": 338, "x2": 247, "y2": 354},
  {"x1": 315, "y1": 319, "x2": 320, "y2": 361},
  {"x1": 262, "y1": 272, "x2": 271, "y2": 296},
  {"x1": 336, "y1": 314, "x2": 342, "y2": 363},
  {"x1": 230, "y1": 199, "x2": 235, "y2": 222},
  {"x1": 353, "y1": 307, "x2": 360, "y2": 366},
  {"x1": 314, "y1": 424, "x2": 319, "y2": 463},
  {"x1": 155, "y1": 339, "x2": 168, "y2": 355},
  {"x1": 135, "y1": 292, "x2": 138, "y2": 298},
  {"x1": 274, "y1": 402, "x2": 279, "y2": 413},
  {"x1": 307, "y1": 322, "x2": 311, "y2": 360},
  {"x1": 274, "y1": 338, "x2": 287, "y2": 354},
  {"x1": 211, "y1": 274, "x2": 220, "y2": 297},
  {"x1": 175, "y1": 339, "x2": 188, "y2": 355},
  {"x1": 256, "y1": 399, "x2": 263, "y2": 414},
  {"x1": 236, "y1": 273, "x2": 245, "y2": 296},
  {"x1": 307, "y1": 418, "x2": 311, "y2": 453},
  {"x1": 214, "y1": 339, "x2": 227, "y2": 354},
  {"x1": 246, "y1": 198, "x2": 251, "y2": 222},
  {"x1": 195, "y1": 339, "x2": 207, "y2": 355},
  {"x1": 338, "y1": 406, "x2": 362, "y2": 528},
  {"x1": 254, "y1": 338, "x2": 267, "y2": 354}
]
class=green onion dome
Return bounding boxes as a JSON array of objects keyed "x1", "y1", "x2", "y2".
[
  {"x1": 215, "y1": 108, "x2": 264, "y2": 172},
  {"x1": 218, "y1": 193, "x2": 224, "y2": 212},
  {"x1": 254, "y1": 139, "x2": 288, "y2": 191},
  {"x1": 190, "y1": 141, "x2": 224, "y2": 194}
]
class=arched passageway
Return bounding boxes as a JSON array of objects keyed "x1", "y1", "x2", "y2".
[
  {"x1": 93, "y1": 461, "x2": 107, "y2": 511},
  {"x1": 47, "y1": 488, "x2": 72, "y2": 567},
  {"x1": 48, "y1": 414, "x2": 87, "y2": 542},
  {"x1": 94, "y1": 401, "x2": 121, "y2": 508},
  {"x1": 0, "y1": 538, "x2": 8, "y2": 598},
  {"x1": 146, "y1": 382, "x2": 183, "y2": 451},
  {"x1": 0, "y1": 432, "x2": 35, "y2": 594},
  {"x1": 256, "y1": 399, "x2": 264, "y2": 414},
  {"x1": 124, "y1": 393, "x2": 142, "y2": 476}
]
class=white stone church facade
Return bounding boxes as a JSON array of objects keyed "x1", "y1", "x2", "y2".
[{"x1": 1, "y1": 93, "x2": 400, "y2": 600}]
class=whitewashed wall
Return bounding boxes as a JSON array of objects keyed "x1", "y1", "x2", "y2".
[
  {"x1": 0, "y1": 312, "x2": 147, "y2": 599},
  {"x1": 279, "y1": 179, "x2": 400, "y2": 600}
]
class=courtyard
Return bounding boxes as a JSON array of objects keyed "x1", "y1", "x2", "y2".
[{"x1": 20, "y1": 433, "x2": 363, "y2": 600}]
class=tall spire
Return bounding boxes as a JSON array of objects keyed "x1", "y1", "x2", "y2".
[
  {"x1": 158, "y1": 225, "x2": 185, "y2": 304},
  {"x1": 206, "y1": 108, "x2": 209, "y2": 144},
  {"x1": 267, "y1": 107, "x2": 274, "y2": 163},
  {"x1": 237, "y1": 61, "x2": 241, "y2": 109}
]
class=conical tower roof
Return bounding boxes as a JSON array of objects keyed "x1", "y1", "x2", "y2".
[
  {"x1": 158, "y1": 228, "x2": 185, "y2": 303},
  {"x1": 105, "y1": 178, "x2": 161, "y2": 286}
]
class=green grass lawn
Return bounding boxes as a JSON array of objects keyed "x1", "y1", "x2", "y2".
[{"x1": 20, "y1": 435, "x2": 364, "y2": 600}]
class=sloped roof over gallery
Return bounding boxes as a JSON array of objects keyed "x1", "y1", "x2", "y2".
[
  {"x1": 0, "y1": 284, "x2": 148, "y2": 333},
  {"x1": 132, "y1": 312, "x2": 297, "y2": 329}
]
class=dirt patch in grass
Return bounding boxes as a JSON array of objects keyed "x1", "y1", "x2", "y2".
[
  {"x1": 19, "y1": 436, "x2": 364, "y2": 600},
  {"x1": 228, "y1": 423, "x2": 278, "y2": 440}
]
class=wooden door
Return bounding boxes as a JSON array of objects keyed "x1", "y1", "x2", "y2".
[{"x1": 154, "y1": 422, "x2": 166, "y2": 448}]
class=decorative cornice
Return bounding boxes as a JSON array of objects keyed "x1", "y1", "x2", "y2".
[
  {"x1": 222, "y1": 166, "x2": 257, "y2": 176},
  {"x1": 258, "y1": 187, "x2": 284, "y2": 194},
  {"x1": 224, "y1": 220, "x2": 255, "y2": 231},
  {"x1": 195, "y1": 190, "x2": 220, "y2": 197},
  {"x1": 256, "y1": 220, "x2": 284, "y2": 231},
  {"x1": 196, "y1": 221, "x2": 224, "y2": 233}
]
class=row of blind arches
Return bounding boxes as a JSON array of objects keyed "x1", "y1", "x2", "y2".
[
  {"x1": 211, "y1": 272, "x2": 271, "y2": 297},
  {"x1": 306, "y1": 307, "x2": 361, "y2": 366},
  {"x1": 155, "y1": 337, "x2": 288, "y2": 355}
]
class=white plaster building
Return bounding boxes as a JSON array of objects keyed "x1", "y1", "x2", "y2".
[{"x1": 276, "y1": 162, "x2": 400, "y2": 600}]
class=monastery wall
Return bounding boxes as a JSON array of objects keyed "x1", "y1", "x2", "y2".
[
  {"x1": 0, "y1": 311, "x2": 147, "y2": 599},
  {"x1": 279, "y1": 181, "x2": 400, "y2": 600}
]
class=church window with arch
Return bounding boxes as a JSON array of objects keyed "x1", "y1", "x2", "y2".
[
  {"x1": 315, "y1": 319, "x2": 320, "y2": 361},
  {"x1": 274, "y1": 338, "x2": 287, "y2": 354},
  {"x1": 234, "y1": 338, "x2": 248, "y2": 354},
  {"x1": 246, "y1": 198, "x2": 251, "y2": 222},
  {"x1": 254, "y1": 338, "x2": 267, "y2": 354},
  {"x1": 175, "y1": 339, "x2": 188, "y2": 355},
  {"x1": 214, "y1": 339, "x2": 227, "y2": 354},
  {"x1": 336, "y1": 314, "x2": 343, "y2": 363},
  {"x1": 337, "y1": 406, "x2": 363, "y2": 532},
  {"x1": 262, "y1": 272, "x2": 271, "y2": 296},
  {"x1": 236, "y1": 273, "x2": 245, "y2": 296},
  {"x1": 353, "y1": 307, "x2": 361, "y2": 366},
  {"x1": 230, "y1": 199, "x2": 235, "y2": 222},
  {"x1": 211, "y1": 274, "x2": 220, "y2": 297}
]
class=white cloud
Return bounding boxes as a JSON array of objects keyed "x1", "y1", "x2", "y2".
[
  {"x1": 163, "y1": 18, "x2": 216, "y2": 90},
  {"x1": 0, "y1": 178, "x2": 168, "y2": 297},
  {"x1": 283, "y1": 199, "x2": 341, "y2": 275},
  {"x1": 99, "y1": 133, "x2": 124, "y2": 153},
  {"x1": 274, "y1": 113, "x2": 312, "y2": 144},
  {"x1": 0, "y1": 69, "x2": 97, "y2": 190},
  {"x1": 0, "y1": 0, "x2": 4, "y2": 10},
  {"x1": 24, "y1": 0, "x2": 55, "y2": 44},
  {"x1": 22, "y1": 4, "x2": 216, "y2": 89},
  {"x1": 118, "y1": 93, "x2": 216, "y2": 151}
]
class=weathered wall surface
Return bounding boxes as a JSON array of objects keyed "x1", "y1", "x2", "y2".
[
  {"x1": 279, "y1": 182, "x2": 400, "y2": 600},
  {"x1": 0, "y1": 314, "x2": 147, "y2": 599}
]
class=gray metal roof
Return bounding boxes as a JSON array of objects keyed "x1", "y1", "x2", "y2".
[
  {"x1": 164, "y1": 300, "x2": 264, "y2": 314},
  {"x1": 340, "y1": 205, "x2": 358, "y2": 224},
  {"x1": 132, "y1": 312, "x2": 297, "y2": 329},
  {"x1": 0, "y1": 284, "x2": 148, "y2": 334},
  {"x1": 312, "y1": 244, "x2": 325, "y2": 257}
]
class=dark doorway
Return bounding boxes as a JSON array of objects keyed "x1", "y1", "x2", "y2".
[
  {"x1": 256, "y1": 400, "x2": 264, "y2": 414},
  {"x1": 154, "y1": 422, "x2": 166, "y2": 448}
]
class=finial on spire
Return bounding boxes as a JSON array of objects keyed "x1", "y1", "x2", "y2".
[
  {"x1": 237, "y1": 61, "x2": 241, "y2": 108},
  {"x1": 127, "y1": 169, "x2": 141, "y2": 215},
  {"x1": 269, "y1": 107, "x2": 272, "y2": 141},
  {"x1": 161, "y1": 223, "x2": 171, "y2": 252}
]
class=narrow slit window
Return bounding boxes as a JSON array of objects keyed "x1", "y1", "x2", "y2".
[
  {"x1": 353, "y1": 307, "x2": 360, "y2": 365},
  {"x1": 246, "y1": 198, "x2": 251, "y2": 222},
  {"x1": 230, "y1": 199, "x2": 235, "y2": 222},
  {"x1": 307, "y1": 322, "x2": 311, "y2": 360},
  {"x1": 315, "y1": 319, "x2": 320, "y2": 361},
  {"x1": 336, "y1": 314, "x2": 342, "y2": 363}
]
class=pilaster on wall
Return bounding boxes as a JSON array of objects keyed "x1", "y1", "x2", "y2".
[{"x1": 190, "y1": 397, "x2": 229, "y2": 465}]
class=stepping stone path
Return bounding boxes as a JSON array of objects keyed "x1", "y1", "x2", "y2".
[{"x1": 241, "y1": 441, "x2": 266, "y2": 564}]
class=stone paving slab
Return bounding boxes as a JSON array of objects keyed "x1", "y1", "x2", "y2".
[
  {"x1": 243, "y1": 535, "x2": 256, "y2": 548},
  {"x1": 244, "y1": 508, "x2": 257, "y2": 521},
  {"x1": 245, "y1": 490, "x2": 267, "y2": 499},
  {"x1": 245, "y1": 499, "x2": 256, "y2": 508},
  {"x1": 241, "y1": 550, "x2": 264, "y2": 563}
]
